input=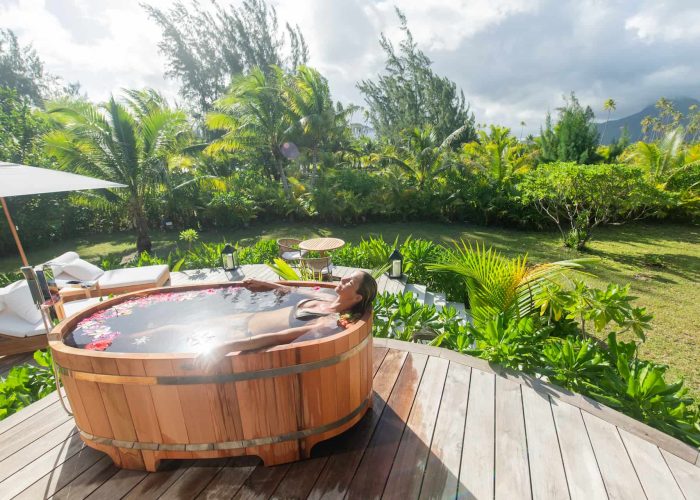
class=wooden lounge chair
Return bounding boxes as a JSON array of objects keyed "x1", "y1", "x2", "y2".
[
  {"x1": 277, "y1": 238, "x2": 308, "y2": 263},
  {"x1": 0, "y1": 279, "x2": 97, "y2": 356},
  {"x1": 47, "y1": 252, "x2": 170, "y2": 296}
]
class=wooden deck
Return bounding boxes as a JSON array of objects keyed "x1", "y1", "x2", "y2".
[
  {"x1": 1, "y1": 263, "x2": 699, "y2": 498},
  {"x1": 1, "y1": 339, "x2": 699, "y2": 499}
]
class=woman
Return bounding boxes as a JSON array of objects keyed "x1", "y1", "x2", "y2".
[{"x1": 195, "y1": 270, "x2": 377, "y2": 368}]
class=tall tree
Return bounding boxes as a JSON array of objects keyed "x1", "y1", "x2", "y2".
[
  {"x1": 0, "y1": 29, "x2": 46, "y2": 105},
  {"x1": 206, "y1": 67, "x2": 293, "y2": 198},
  {"x1": 537, "y1": 93, "x2": 600, "y2": 164},
  {"x1": 0, "y1": 29, "x2": 82, "y2": 105},
  {"x1": 357, "y1": 9, "x2": 476, "y2": 143},
  {"x1": 45, "y1": 90, "x2": 191, "y2": 252},
  {"x1": 144, "y1": 0, "x2": 308, "y2": 120}
]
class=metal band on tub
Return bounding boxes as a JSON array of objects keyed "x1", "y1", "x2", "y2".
[
  {"x1": 79, "y1": 397, "x2": 370, "y2": 451},
  {"x1": 56, "y1": 334, "x2": 370, "y2": 385}
]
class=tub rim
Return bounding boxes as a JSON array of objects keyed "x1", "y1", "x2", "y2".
[{"x1": 49, "y1": 280, "x2": 371, "y2": 361}]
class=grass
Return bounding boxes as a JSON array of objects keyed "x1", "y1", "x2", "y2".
[{"x1": 1, "y1": 220, "x2": 698, "y2": 398}]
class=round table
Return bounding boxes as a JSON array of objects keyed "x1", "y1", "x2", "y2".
[{"x1": 299, "y1": 237, "x2": 345, "y2": 255}]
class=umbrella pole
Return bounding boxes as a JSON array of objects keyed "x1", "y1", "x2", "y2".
[{"x1": 1, "y1": 197, "x2": 29, "y2": 266}]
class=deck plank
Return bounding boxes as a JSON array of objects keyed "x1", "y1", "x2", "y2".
[
  {"x1": 50, "y1": 454, "x2": 118, "y2": 500},
  {"x1": 13, "y1": 445, "x2": 104, "y2": 500},
  {"x1": 194, "y1": 457, "x2": 257, "y2": 499},
  {"x1": 0, "y1": 401, "x2": 73, "y2": 461},
  {"x1": 233, "y1": 463, "x2": 290, "y2": 500},
  {"x1": 459, "y1": 368, "x2": 495, "y2": 499},
  {"x1": 0, "y1": 419, "x2": 79, "y2": 483},
  {"x1": 307, "y1": 349, "x2": 408, "y2": 499},
  {"x1": 122, "y1": 461, "x2": 194, "y2": 499},
  {"x1": 550, "y1": 398, "x2": 607, "y2": 500},
  {"x1": 383, "y1": 356, "x2": 449, "y2": 499},
  {"x1": 419, "y1": 362, "x2": 471, "y2": 500},
  {"x1": 159, "y1": 458, "x2": 230, "y2": 499},
  {"x1": 0, "y1": 391, "x2": 59, "y2": 435},
  {"x1": 495, "y1": 376, "x2": 532, "y2": 499},
  {"x1": 521, "y1": 386, "x2": 569, "y2": 500},
  {"x1": 344, "y1": 352, "x2": 429, "y2": 499},
  {"x1": 85, "y1": 468, "x2": 148, "y2": 499},
  {"x1": 619, "y1": 428, "x2": 685, "y2": 499},
  {"x1": 582, "y1": 411, "x2": 646, "y2": 499},
  {"x1": 0, "y1": 430, "x2": 92, "y2": 498},
  {"x1": 661, "y1": 449, "x2": 700, "y2": 500},
  {"x1": 270, "y1": 456, "x2": 328, "y2": 498}
]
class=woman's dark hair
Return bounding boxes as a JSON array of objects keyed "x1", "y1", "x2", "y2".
[{"x1": 349, "y1": 271, "x2": 378, "y2": 316}]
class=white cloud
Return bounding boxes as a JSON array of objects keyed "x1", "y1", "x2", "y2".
[{"x1": 626, "y1": 1, "x2": 700, "y2": 42}]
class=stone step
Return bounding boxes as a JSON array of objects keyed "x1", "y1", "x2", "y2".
[{"x1": 404, "y1": 283, "x2": 427, "y2": 303}]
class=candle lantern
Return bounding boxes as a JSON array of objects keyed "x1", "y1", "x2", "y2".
[
  {"x1": 388, "y1": 248, "x2": 403, "y2": 279},
  {"x1": 221, "y1": 244, "x2": 239, "y2": 272}
]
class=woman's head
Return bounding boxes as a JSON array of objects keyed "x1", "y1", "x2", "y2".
[{"x1": 335, "y1": 270, "x2": 377, "y2": 316}]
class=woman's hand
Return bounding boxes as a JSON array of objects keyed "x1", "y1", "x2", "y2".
[{"x1": 242, "y1": 278, "x2": 278, "y2": 292}]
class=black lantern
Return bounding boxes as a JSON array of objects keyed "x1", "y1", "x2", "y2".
[
  {"x1": 388, "y1": 248, "x2": 403, "y2": 279},
  {"x1": 221, "y1": 244, "x2": 238, "y2": 272}
]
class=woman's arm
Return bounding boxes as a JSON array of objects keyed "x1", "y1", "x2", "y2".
[
  {"x1": 242, "y1": 278, "x2": 291, "y2": 293},
  {"x1": 194, "y1": 317, "x2": 338, "y2": 370}
]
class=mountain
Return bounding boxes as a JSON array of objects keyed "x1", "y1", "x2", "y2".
[{"x1": 596, "y1": 97, "x2": 700, "y2": 144}]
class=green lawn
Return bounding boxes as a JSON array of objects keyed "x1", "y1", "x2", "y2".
[{"x1": 2, "y1": 221, "x2": 698, "y2": 398}]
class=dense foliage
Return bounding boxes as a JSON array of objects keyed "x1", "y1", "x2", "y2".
[{"x1": 0, "y1": 350, "x2": 54, "y2": 419}]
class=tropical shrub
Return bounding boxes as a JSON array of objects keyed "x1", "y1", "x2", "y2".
[
  {"x1": 519, "y1": 162, "x2": 665, "y2": 249},
  {"x1": 0, "y1": 350, "x2": 55, "y2": 419}
]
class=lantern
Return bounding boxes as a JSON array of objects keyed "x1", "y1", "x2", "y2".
[
  {"x1": 388, "y1": 248, "x2": 403, "y2": 279},
  {"x1": 221, "y1": 244, "x2": 238, "y2": 272}
]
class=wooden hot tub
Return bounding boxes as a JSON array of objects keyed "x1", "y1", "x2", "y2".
[{"x1": 49, "y1": 282, "x2": 373, "y2": 471}]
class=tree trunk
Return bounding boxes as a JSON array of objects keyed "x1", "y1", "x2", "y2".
[
  {"x1": 132, "y1": 201, "x2": 152, "y2": 254},
  {"x1": 276, "y1": 157, "x2": 292, "y2": 200}
]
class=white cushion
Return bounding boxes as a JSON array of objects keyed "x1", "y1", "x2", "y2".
[
  {"x1": 62, "y1": 297, "x2": 103, "y2": 319},
  {"x1": 0, "y1": 309, "x2": 44, "y2": 337},
  {"x1": 48, "y1": 251, "x2": 80, "y2": 275},
  {"x1": 1, "y1": 280, "x2": 42, "y2": 324},
  {"x1": 97, "y1": 265, "x2": 169, "y2": 289},
  {"x1": 61, "y1": 259, "x2": 104, "y2": 281},
  {"x1": 282, "y1": 251, "x2": 303, "y2": 260}
]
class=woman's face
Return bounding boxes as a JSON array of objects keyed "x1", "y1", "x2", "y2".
[{"x1": 334, "y1": 271, "x2": 363, "y2": 305}]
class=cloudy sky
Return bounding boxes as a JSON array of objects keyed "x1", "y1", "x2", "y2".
[{"x1": 2, "y1": 0, "x2": 699, "y2": 134}]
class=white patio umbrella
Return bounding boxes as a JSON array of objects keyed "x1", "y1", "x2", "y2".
[{"x1": 0, "y1": 162, "x2": 125, "y2": 266}]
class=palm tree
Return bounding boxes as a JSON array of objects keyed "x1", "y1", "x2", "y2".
[
  {"x1": 378, "y1": 124, "x2": 468, "y2": 189},
  {"x1": 429, "y1": 242, "x2": 592, "y2": 328},
  {"x1": 462, "y1": 125, "x2": 533, "y2": 182},
  {"x1": 45, "y1": 89, "x2": 190, "y2": 253},
  {"x1": 519, "y1": 121, "x2": 526, "y2": 141},
  {"x1": 206, "y1": 66, "x2": 293, "y2": 198},
  {"x1": 632, "y1": 127, "x2": 700, "y2": 193},
  {"x1": 284, "y1": 66, "x2": 357, "y2": 181},
  {"x1": 601, "y1": 98, "x2": 617, "y2": 143}
]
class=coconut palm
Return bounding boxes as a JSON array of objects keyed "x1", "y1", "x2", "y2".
[
  {"x1": 461, "y1": 125, "x2": 533, "y2": 183},
  {"x1": 206, "y1": 66, "x2": 293, "y2": 198},
  {"x1": 284, "y1": 66, "x2": 357, "y2": 180},
  {"x1": 378, "y1": 124, "x2": 468, "y2": 188},
  {"x1": 632, "y1": 127, "x2": 699, "y2": 184},
  {"x1": 45, "y1": 89, "x2": 190, "y2": 253},
  {"x1": 601, "y1": 98, "x2": 616, "y2": 143},
  {"x1": 429, "y1": 242, "x2": 592, "y2": 328}
]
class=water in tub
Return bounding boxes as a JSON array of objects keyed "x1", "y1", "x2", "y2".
[{"x1": 63, "y1": 286, "x2": 343, "y2": 353}]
